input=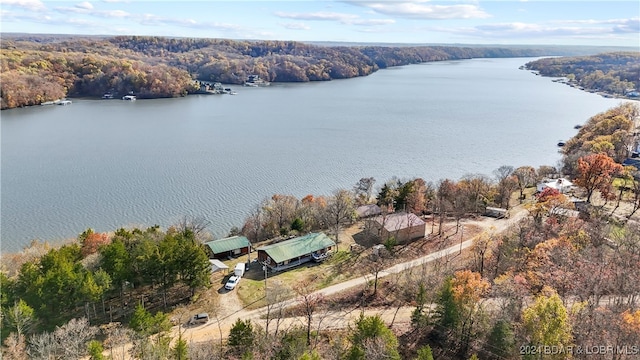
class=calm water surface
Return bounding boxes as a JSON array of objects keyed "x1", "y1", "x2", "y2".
[{"x1": 1, "y1": 58, "x2": 625, "y2": 251}]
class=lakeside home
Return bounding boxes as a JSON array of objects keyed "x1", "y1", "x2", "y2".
[
  {"x1": 204, "y1": 236, "x2": 251, "y2": 259},
  {"x1": 367, "y1": 212, "x2": 426, "y2": 244},
  {"x1": 257, "y1": 232, "x2": 335, "y2": 272},
  {"x1": 536, "y1": 178, "x2": 575, "y2": 194}
]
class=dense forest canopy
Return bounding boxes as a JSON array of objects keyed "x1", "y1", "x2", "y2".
[
  {"x1": 0, "y1": 34, "x2": 615, "y2": 110},
  {"x1": 525, "y1": 52, "x2": 640, "y2": 95}
]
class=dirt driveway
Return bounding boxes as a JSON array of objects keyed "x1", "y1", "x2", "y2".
[{"x1": 174, "y1": 209, "x2": 528, "y2": 344}]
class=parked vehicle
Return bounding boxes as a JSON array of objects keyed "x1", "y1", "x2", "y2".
[
  {"x1": 188, "y1": 313, "x2": 209, "y2": 325},
  {"x1": 225, "y1": 275, "x2": 240, "y2": 290},
  {"x1": 234, "y1": 262, "x2": 246, "y2": 277}
]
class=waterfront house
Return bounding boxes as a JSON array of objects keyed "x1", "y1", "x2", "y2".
[
  {"x1": 536, "y1": 178, "x2": 575, "y2": 194},
  {"x1": 204, "y1": 236, "x2": 251, "y2": 259},
  {"x1": 257, "y1": 232, "x2": 335, "y2": 272},
  {"x1": 367, "y1": 212, "x2": 426, "y2": 244}
]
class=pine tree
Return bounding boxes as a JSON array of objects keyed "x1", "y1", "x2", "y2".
[{"x1": 415, "y1": 345, "x2": 434, "y2": 360}]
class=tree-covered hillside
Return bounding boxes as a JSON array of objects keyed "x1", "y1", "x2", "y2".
[
  {"x1": 525, "y1": 52, "x2": 640, "y2": 96},
  {"x1": 1, "y1": 35, "x2": 560, "y2": 110}
]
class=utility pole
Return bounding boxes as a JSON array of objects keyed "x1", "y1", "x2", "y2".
[{"x1": 263, "y1": 265, "x2": 268, "y2": 300}]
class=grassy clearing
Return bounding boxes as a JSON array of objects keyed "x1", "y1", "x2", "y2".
[{"x1": 236, "y1": 277, "x2": 267, "y2": 309}]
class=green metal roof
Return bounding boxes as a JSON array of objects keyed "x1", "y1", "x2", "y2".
[
  {"x1": 257, "y1": 233, "x2": 336, "y2": 263},
  {"x1": 205, "y1": 236, "x2": 251, "y2": 254}
]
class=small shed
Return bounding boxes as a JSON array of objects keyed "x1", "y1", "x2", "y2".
[
  {"x1": 209, "y1": 259, "x2": 229, "y2": 273},
  {"x1": 356, "y1": 204, "x2": 382, "y2": 218},
  {"x1": 204, "y1": 236, "x2": 251, "y2": 259},
  {"x1": 367, "y1": 212, "x2": 426, "y2": 244}
]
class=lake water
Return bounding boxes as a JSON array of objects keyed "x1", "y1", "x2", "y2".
[{"x1": 1, "y1": 57, "x2": 625, "y2": 252}]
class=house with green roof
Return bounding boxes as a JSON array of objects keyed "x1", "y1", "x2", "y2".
[
  {"x1": 204, "y1": 236, "x2": 251, "y2": 259},
  {"x1": 257, "y1": 233, "x2": 335, "y2": 272}
]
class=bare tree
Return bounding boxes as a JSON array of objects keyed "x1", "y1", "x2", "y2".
[
  {"x1": 27, "y1": 317, "x2": 98, "y2": 360},
  {"x1": 365, "y1": 249, "x2": 391, "y2": 296},
  {"x1": 242, "y1": 201, "x2": 265, "y2": 243},
  {"x1": 176, "y1": 215, "x2": 212, "y2": 241},
  {"x1": 187, "y1": 341, "x2": 223, "y2": 360},
  {"x1": 471, "y1": 232, "x2": 492, "y2": 278},
  {"x1": 27, "y1": 332, "x2": 56, "y2": 360},
  {"x1": 436, "y1": 179, "x2": 457, "y2": 236},
  {"x1": 264, "y1": 284, "x2": 292, "y2": 337},
  {"x1": 494, "y1": 165, "x2": 517, "y2": 209},
  {"x1": 627, "y1": 172, "x2": 640, "y2": 218},
  {"x1": 102, "y1": 322, "x2": 135, "y2": 360},
  {"x1": 323, "y1": 189, "x2": 355, "y2": 251},
  {"x1": 494, "y1": 165, "x2": 514, "y2": 183},
  {"x1": 54, "y1": 317, "x2": 99, "y2": 360},
  {"x1": 2, "y1": 333, "x2": 28, "y2": 360},
  {"x1": 354, "y1": 177, "x2": 376, "y2": 205},
  {"x1": 513, "y1": 166, "x2": 537, "y2": 202},
  {"x1": 294, "y1": 278, "x2": 325, "y2": 346}
]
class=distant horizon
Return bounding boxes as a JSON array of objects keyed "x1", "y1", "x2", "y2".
[
  {"x1": 2, "y1": 31, "x2": 638, "y2": 52},
  {"x1": 1, "y1": 1, "x2": 638, "y2": 48}
]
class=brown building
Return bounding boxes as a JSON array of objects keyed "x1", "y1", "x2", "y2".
[{"x1": 367, "y1": 212, "x2": 426, "y2": 244}]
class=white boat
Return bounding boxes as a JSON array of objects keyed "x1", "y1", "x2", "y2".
[
  {"x1": 122, "y1": 95, "x2": 136, "y2": 101},
  {"x1": 57, "y1": 100, "x2": 72, "y2": 105}
]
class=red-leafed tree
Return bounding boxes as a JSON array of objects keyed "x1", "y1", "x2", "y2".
[
  {"x1": 81, "y1": 232, "x2": 111, "y2": 257},
  {"x1": 574, "y1": 153, "x2": 623, "y2": 203}
]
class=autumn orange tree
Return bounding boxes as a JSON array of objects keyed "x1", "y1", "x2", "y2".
[
  {"x1": 431, "y1": 270, "x2": 490, "y2": 357},
  {"x1": 574, "y1": 153, "x2": 623, "y2": 203}
]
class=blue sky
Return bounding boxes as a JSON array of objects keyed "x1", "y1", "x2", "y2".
[{"x1": 1, "y1": 1, "x2": 638, "y2": 46}]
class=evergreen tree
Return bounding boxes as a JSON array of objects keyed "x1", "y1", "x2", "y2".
[
  {"x1": 129, "y1": 303, "x2": 152, "y2": 335},
  {"x1": 87, "y1": 340, "x2": 105, "y2": 360},
  {"x1": 415, "y1": 345, "x2": 434, "y2": 360},
  {"x1": 348, "y1": 314, "x2": 400, "y2": 360},
  {"x1": 433, "y1": 277, "x2": 459, "y2": 336},
  {"x1": 228, "y1": 319, "x2": 254, "y2": 357},
  {"x1": 411, "y1": 283, "x2": 428, "y2": 328},
  {"x1": 484, "y1": 320, "x2": 515, "y2": 359},
  {"x1": 173, "y1": 332, "x2": 188, "y2": 360}
]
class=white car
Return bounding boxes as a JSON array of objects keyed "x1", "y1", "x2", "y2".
[{"x1": 225, "y1": 275, "x2": 240, "y2": 290}]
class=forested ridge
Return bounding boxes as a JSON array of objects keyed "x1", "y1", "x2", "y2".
[
  {"x1": 2, "y1": 34, "x2": 561, "y2": 109},
  {"x1": 525, "y1": 52, "x2": 640, "y2": 96}
]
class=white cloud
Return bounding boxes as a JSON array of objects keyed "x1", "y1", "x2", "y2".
[
  {"x1": 274, "y1": 11, "x2": 359, "y2": 23},
  {"x1": 100, "y1": 9, "x2": 129, "y2": 18},
  {"x1": 351, "y1": 18, "x2": 395, "y2": 26},
  {"x1": 553, "y1": 17, "x2": 640, "y2": 34},
  {"x1": 281, "y1": 22, "x2": 311, "y2": 31},
  {"x1": 1, "y1": 0, "x2": 46, "y2": 11},
  {"x1": 75, "y1": 1, "x2": 93, "y2": 10},
  {"x1": 346, "y1": 1, "x2": 491, "y2": 20},
  {"x1": 429, "y1": 19, "x2": 639, "y2": 41},
  {"x1": 54, "y1": 5, "x2": 129, "y2": 18},
  {"x1": 274, "y1": 10, "x2": 394, "y2": 27}
]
